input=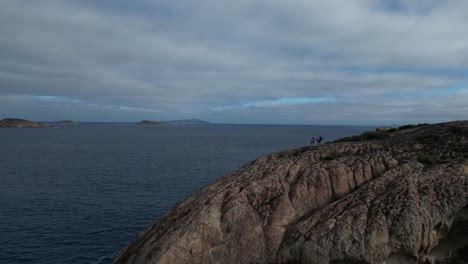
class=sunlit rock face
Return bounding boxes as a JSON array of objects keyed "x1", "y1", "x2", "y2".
[{"x1": 114, "y1": 121, "x2": 468, "y2": 264}]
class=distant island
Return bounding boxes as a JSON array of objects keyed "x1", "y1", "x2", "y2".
[
  {"x1": 0, "y1": 118, "x2": 50, "y2": 128},
  {"x1": 56, "y1": 120, "x2": 79, "y2": 125},
  {"x1": 165, "y1": 119, "x2": 211, "y2": 125},
  {"x1": 137, "y1": 119, "x2": 211, "y2": 126},
  {"x1": 137, "y1": 120, "x2": 173, "y2": 126}
]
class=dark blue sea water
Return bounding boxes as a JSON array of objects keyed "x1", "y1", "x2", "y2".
[{"x1": 0, "y1": 123, "x2": 372, "y2": 264}]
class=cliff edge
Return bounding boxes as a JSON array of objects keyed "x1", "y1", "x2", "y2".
[{"x1": 114, "y1": 121, "x2": 468, "y2": 264}]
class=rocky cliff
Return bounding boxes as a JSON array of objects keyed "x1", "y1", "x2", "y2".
[
  {"x1": 114, "y1": 121, "x2": 468, "y2": 264},
  {"x1": 0, "y1": 118, "x2": 50, "y2": 128}
]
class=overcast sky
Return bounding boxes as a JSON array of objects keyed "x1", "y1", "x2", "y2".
[{"x1": 1, "y1": 0, "x2": 467, "y2": 125}]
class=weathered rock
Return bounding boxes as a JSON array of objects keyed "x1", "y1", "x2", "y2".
[
  {"x1": 0, "y1": 118, "x2": 50, "y2": 128},
  {"x1": 114, "y1": 121, "x2": 468, "y2": 264}
]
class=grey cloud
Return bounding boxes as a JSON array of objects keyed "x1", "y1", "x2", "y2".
[{"x1": 0, "y1": 0, "x2": 467, "y2": 124}]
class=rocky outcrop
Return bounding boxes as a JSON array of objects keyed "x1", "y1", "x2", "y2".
[
  {"x1": 0, "y1": 118, "x2": 50, "y2": 128},
  {"x1": 114, "y1": 121, "x2": 468, "y2": 264}
]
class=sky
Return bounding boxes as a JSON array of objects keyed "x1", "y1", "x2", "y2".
[{"x1": 1, "y1": 0, "x2": 468, "y2": 125}]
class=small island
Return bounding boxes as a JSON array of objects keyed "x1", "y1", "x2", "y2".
[
  {"x1": 165, "y1": 119, "x2": 211, "y2": 125},
  {"x1": 137, "y1": 119, "x2": 211, "y2": 126},
  {"x1": 0, "y1": 118, "x2": 50, "y2": 128},
  {"x1": 56, "y1": 120, "x2": 79, "y2": 125},
  {"x1": 137, "y1": 120, "x2": 172, "y2": 126}
]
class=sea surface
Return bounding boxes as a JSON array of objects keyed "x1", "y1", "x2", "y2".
[{"x1": 0, "y1": 123, "x2": 372, "y2": 264}]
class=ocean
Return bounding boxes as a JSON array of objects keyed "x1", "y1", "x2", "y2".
[{"x1": 0, "y1": 123, "x2": 372, "y2": 264}]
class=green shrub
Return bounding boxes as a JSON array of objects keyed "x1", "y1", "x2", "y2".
[
  {"x1": 398, "y1": 124, "x2": 416, "y2": 130},
  {"x1": 398, "y1": 123, "x2": 429, "y2": 130},
  {"x1": 416, "y1": 133, "x2": 441, "y2": 144},
  {"x1": 418, "y1": 154, "x2": 437, "y2": 165},
  {"x1": 417, "y1": 153, "x2": 448, "y2": 165},
  {"x1": 334, "y1": 131, "x2": 391, "y2": 142},
  {"x1": 448, "y1": 142, "x2": 468, "y2": 154},
  {"x1": 322, "y1": 155, "x2": 337, "y2": 161},
  {"x1": 364, "y1": 131, "x2": 391, "y2": 140}
]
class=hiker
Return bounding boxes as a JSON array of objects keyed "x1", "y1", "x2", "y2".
[
  {"x1": 317, "y1": 136, "x2": 323, "y2": 145},
  {"x1": 310, "y1": 136, "x2": 315, "y2": 145}
]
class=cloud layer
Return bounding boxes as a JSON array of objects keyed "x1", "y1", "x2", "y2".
[{"x1": 1, "y1": 0, "x2": 467, "y2": 124}]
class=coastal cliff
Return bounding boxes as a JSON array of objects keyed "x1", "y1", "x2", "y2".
[
  {"x1": 114, "y1": 121, "x2": 468, "y2": 264},
  {"x1": 0, "y1": 118, "x2": 50, "y2": 128}
]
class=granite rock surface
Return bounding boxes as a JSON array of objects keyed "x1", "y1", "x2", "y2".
[{"x1": 114, "y1": 121, "x2": 468, "y2": 264}]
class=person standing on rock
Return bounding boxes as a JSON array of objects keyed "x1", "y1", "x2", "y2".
[
  {"x1": 310, "y1": 136, "x2": 315, "y2": 145},
  {"x1": 317, "y1": 136, "x2": 323, "y2": 145}
]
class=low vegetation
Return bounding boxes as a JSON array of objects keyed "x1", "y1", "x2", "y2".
[
  {"x1": 333, "y1": 123, "x2": 431, "y2": 143},
  {"x1": 321, "y1": 155, "x2": 337, "y2": 161},
  {"x1": 448, "y1": 142, "x2": 468, "y2": 157},
  {"x1": 333, "y1": 131, "x2": 391, "y2": 143},
  {"x1": 416, "y1": 133, "x2": 441, "y2": 144},
  {"x1": 417, "y1": 153, "x2": 451, "y2": 166},
  {"x1": 417, "y1": 154, "x2": 439, "y2": 165},
  {"x1": 398, "y1": 123, "x2": 429, "y2": 130}
]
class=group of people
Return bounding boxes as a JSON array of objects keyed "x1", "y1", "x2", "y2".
[{"x1": 310, "y1": 135, "x2": 323, "y2": 145}]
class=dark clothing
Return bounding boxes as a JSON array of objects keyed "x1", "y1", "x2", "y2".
[{"x1": 317, "y1": 136, "x2": 323, "y2": 145}]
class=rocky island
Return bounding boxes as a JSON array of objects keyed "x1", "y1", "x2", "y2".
[
  {"x1": 114, "y1": 121, "x2": 468, "y2": 264},
  {"x1": 56, "y1": 120, "x2": 78, "y2": 125},
  {"x1": 165, "y1": 119, "x2": 211, "y2": 126},
  {"x1": 137, "y1": 119, "x2": 210, "y2": 126},
  {"x1": 137, "y1": 120, "x2": 172, "y2": 126},
  {"x1": 0, "y1": 118, "x2": 50, "y2": 128}
]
